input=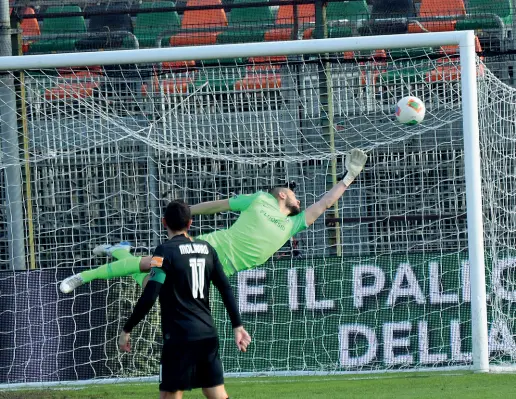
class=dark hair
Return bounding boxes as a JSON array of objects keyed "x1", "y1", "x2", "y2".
[
  {"x1": 285, "y1": 181, "x2": 296, "y2": 190},
  {"x1": 164, "y1": 200, "x2": 191, "y2": 231},
  {"x1": 269, "y1": 181, "x2": 296, "y2": 199}
]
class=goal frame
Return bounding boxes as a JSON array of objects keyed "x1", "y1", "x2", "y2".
[{"x1": 0, "y1": 31, "x2": 489, "y2": 384}]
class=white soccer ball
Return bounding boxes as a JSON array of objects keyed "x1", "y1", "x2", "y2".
[{"x1": 395, "y1": 96, "x2": 426, "y2": 125}]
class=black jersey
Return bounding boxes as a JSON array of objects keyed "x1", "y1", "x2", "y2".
[{"x1": 123, "y1": 234, "x2": 242, "y2": 342}]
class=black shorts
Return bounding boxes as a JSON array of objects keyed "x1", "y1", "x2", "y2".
[{"x1": 159, "y1": 337, "x2": 224, "y2": 392}]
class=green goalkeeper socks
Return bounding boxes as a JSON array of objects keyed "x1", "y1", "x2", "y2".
[
  {"x1": 111, "y1": 248, "x2": 132, "y2": 260},
  {"x1": 80, "y1": 256, "x2": 142, "y2": 283}
]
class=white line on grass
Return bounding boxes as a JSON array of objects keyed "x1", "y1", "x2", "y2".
[{"x1": 225, "y1": 372, "x2": 472, "y2": 385}]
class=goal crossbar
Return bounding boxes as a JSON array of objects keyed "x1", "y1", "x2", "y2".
[{"x1": 0, "y1": 31, "x2": 471, "y2": 71}]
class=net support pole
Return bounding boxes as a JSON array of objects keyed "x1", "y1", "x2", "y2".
[
  {"x1": 0, "y1": 0, "x2": 26, "y2": 270},
  {"x1": 14, "y1": 20, "x2": 35, "y2": 270},
  {"x1": 314, "y1": 0, "x2": 341, "y2": 256},
  {"x1": 148, "y1": 143, "x2": 160, "y2": 249},
  {"x1": 460, "y1": 31, "x2": 489, "y2": 373}
]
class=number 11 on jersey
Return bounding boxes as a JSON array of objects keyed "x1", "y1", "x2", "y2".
[{"x1": 189, "y1": 258, "x2": 206, "y2": 299}]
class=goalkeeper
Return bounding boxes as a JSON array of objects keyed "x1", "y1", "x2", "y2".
[{"x1": 60, "y1": 149, "x2": 367, "y2": 294}]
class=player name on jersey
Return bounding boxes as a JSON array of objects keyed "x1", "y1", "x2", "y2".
[{"x1": 179, "y1": 243, "x2": 210, "y2": 255}]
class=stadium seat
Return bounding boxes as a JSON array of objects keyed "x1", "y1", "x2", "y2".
[
  {"x1": 19, "y1": 7, "x2": 39, "y2": 35},
  {"x1": 44, "y1": 81, "x2": 101, "y2": 101},
  {"x1": 264, "y1": 1, "x2": 315, "y2": 41},
  {"x1": 440, "y1": 36, "x2": 483, "y2": 56},
  {"x1": 379, "y1": 38, "x2": 483, "y2": 85},
  {"x1": 142, "y1": 72, "x2": 196, "y2": 96},
  {"x1": 455, "y1": 0, "x2": 513, "y2": 31},
  {"x1": 162, "y1": 61, "x2": 196, "y2": 70},
  {"x1": 408, "y1": 0, "x2": 466, "y2": 33},
  {"x1": 343, "y1": 49, "x2": 387, "y2": 61},
  {"x1": 304, "y1": 0, "x2": 369, "y2": 39},
  {"x1": 425, "y1": 61, "x2": 486, "y2": 82},
  {"x1": 28, "y1": 6, "x2": 86, "y2": 54},
  {"x1": 234, "y1": 74, "x2": 281, "y2": 90},
  {"x1": 17, "y1": 7, "x2": 40, "y2": 53},
  {"x1": 216, "y1": 0, "x2": 275, "y2": 44},
  {"x1": 360, "y1": 0, "x2": 416, "y2": 36},
  {"x1": 76, "y1": 3, "x2": 136, "y2": 51},
  {"x1": 193, "y1": 67, "x2": 247, "y2": 91},
  {"x1": 170, "y1": 0, "x2": 228, "y2": 46},
  {"x1": 247, "y1": 56, "x2": 286, "y2": 71},
  {"x1": 234, "y1": 56, "x2": 284, "y2": 91},
  {"x1": 134, "y1": 1, "x2": 181, "y2": 48}
]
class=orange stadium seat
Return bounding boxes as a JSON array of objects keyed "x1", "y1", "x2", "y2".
[
  {"x1": 427, "y1": 37, "x2": 484, "y2": 82},
  {"x1": 170, "y1": 0, "x2": 227, "y2": 46},
  {"x1": 234, "y1": 74, "x2": 281, "y2": 90},
  {"x1": 264, "y1": 1, "x2": 315, "y2": 41},
  {"x1": 440, "y1": 36, "x2": 482, "y2": 55},
  {"x1": 162, "y1": 61, "x2": 196, "y2": 70},
  {"x1": 142, "y1": 76, "x2": 195, "y2": 95},
  {"x1": 19, "y1": 7, "x2": 40, "y2": 53},
  {"x1": 45, "y1": 81, "x2": 100, "y2": 101},
  {"x1": 247, "y1": 56, "x2": 286, "y2": 71},
  {"x1": 408, "y1": 0, "x2": 466, "y2": 33}
]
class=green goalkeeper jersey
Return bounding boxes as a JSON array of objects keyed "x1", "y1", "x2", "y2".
[{"x1": 197, "y1": 191, "x2": 307, "y2": 276}]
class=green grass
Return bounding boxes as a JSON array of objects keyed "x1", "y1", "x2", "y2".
[{"x1": 3, "y1": 372, "x2": 516, "y2": 399}]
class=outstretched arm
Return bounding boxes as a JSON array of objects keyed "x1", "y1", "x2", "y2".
[
  {"x1": 304, "y1": 149, "x2": 367, "y2": 227},
  {"x1": 190, "y1": 192, "x2": 260, "y2": 215},
  {"x1": 190, "y1": 199, "x2": 230, "y2": 215}
]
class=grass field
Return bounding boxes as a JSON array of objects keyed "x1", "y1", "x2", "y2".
[{"x1": 2, "y1": 372, "x2": 516, "y2": 399}]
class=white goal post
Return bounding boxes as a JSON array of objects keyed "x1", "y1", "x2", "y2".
[{"x1": 0, "y1": 30, "x2": 495, "y2": 388}]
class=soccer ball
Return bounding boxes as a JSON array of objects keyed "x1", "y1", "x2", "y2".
[{"x1": 395, "y1": 96, "x2": 426, "y2": 125}]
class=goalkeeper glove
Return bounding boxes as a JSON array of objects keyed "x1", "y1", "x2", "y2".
[{"x1": 341, "y1": 149, "x2": 367, "y2": 187}]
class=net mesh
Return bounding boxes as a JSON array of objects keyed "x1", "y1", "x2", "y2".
[{"x1": 0, "y1": 44, "x2": 515, "y2": 384}]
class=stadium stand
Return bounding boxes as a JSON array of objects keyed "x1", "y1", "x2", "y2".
[{"x1": 9, "y1": 0, "x2": 509, "y2": 55}]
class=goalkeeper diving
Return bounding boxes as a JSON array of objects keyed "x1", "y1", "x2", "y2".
[{"x1": 60, "y1": 149, "x2": 367, "y2": 294}]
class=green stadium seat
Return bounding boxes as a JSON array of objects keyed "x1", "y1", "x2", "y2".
[
  {"x1": 217, "y1": 0, "x2": 275, "y2": 44},
  {"x1": 389, "y1": 47, "x2": 434, "y2": 59},
  {"x1": 194, "y1": 67, "x2": 246, "y2": 91},
  {"x1": 455, "y1": 0, "x2": 513, "y2": 30},
  {"x1": 29, "y1": 6, "x2": 86, "y2": 54},
  {"x1": 199, "y1": 58, "x2": 243, "y2": 67},
  {"x1": 134, "y1": 1, "x2": 181, "y2": 48},
  {"x1": 305, "y1": 0, "x2": 369, "y2": 39}
]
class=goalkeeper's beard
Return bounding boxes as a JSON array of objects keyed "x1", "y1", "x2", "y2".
[{"x1": 287, "y1": 203, "x2": 301, "y2": 216}]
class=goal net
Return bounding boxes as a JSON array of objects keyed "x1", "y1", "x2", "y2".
[{"x1": 0, "y1": 33, "x2": 514, "y2": 385}]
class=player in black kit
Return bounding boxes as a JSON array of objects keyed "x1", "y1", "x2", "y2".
[{"x1": 119, "y1": 200, "x2": 251, "y2": 399}]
